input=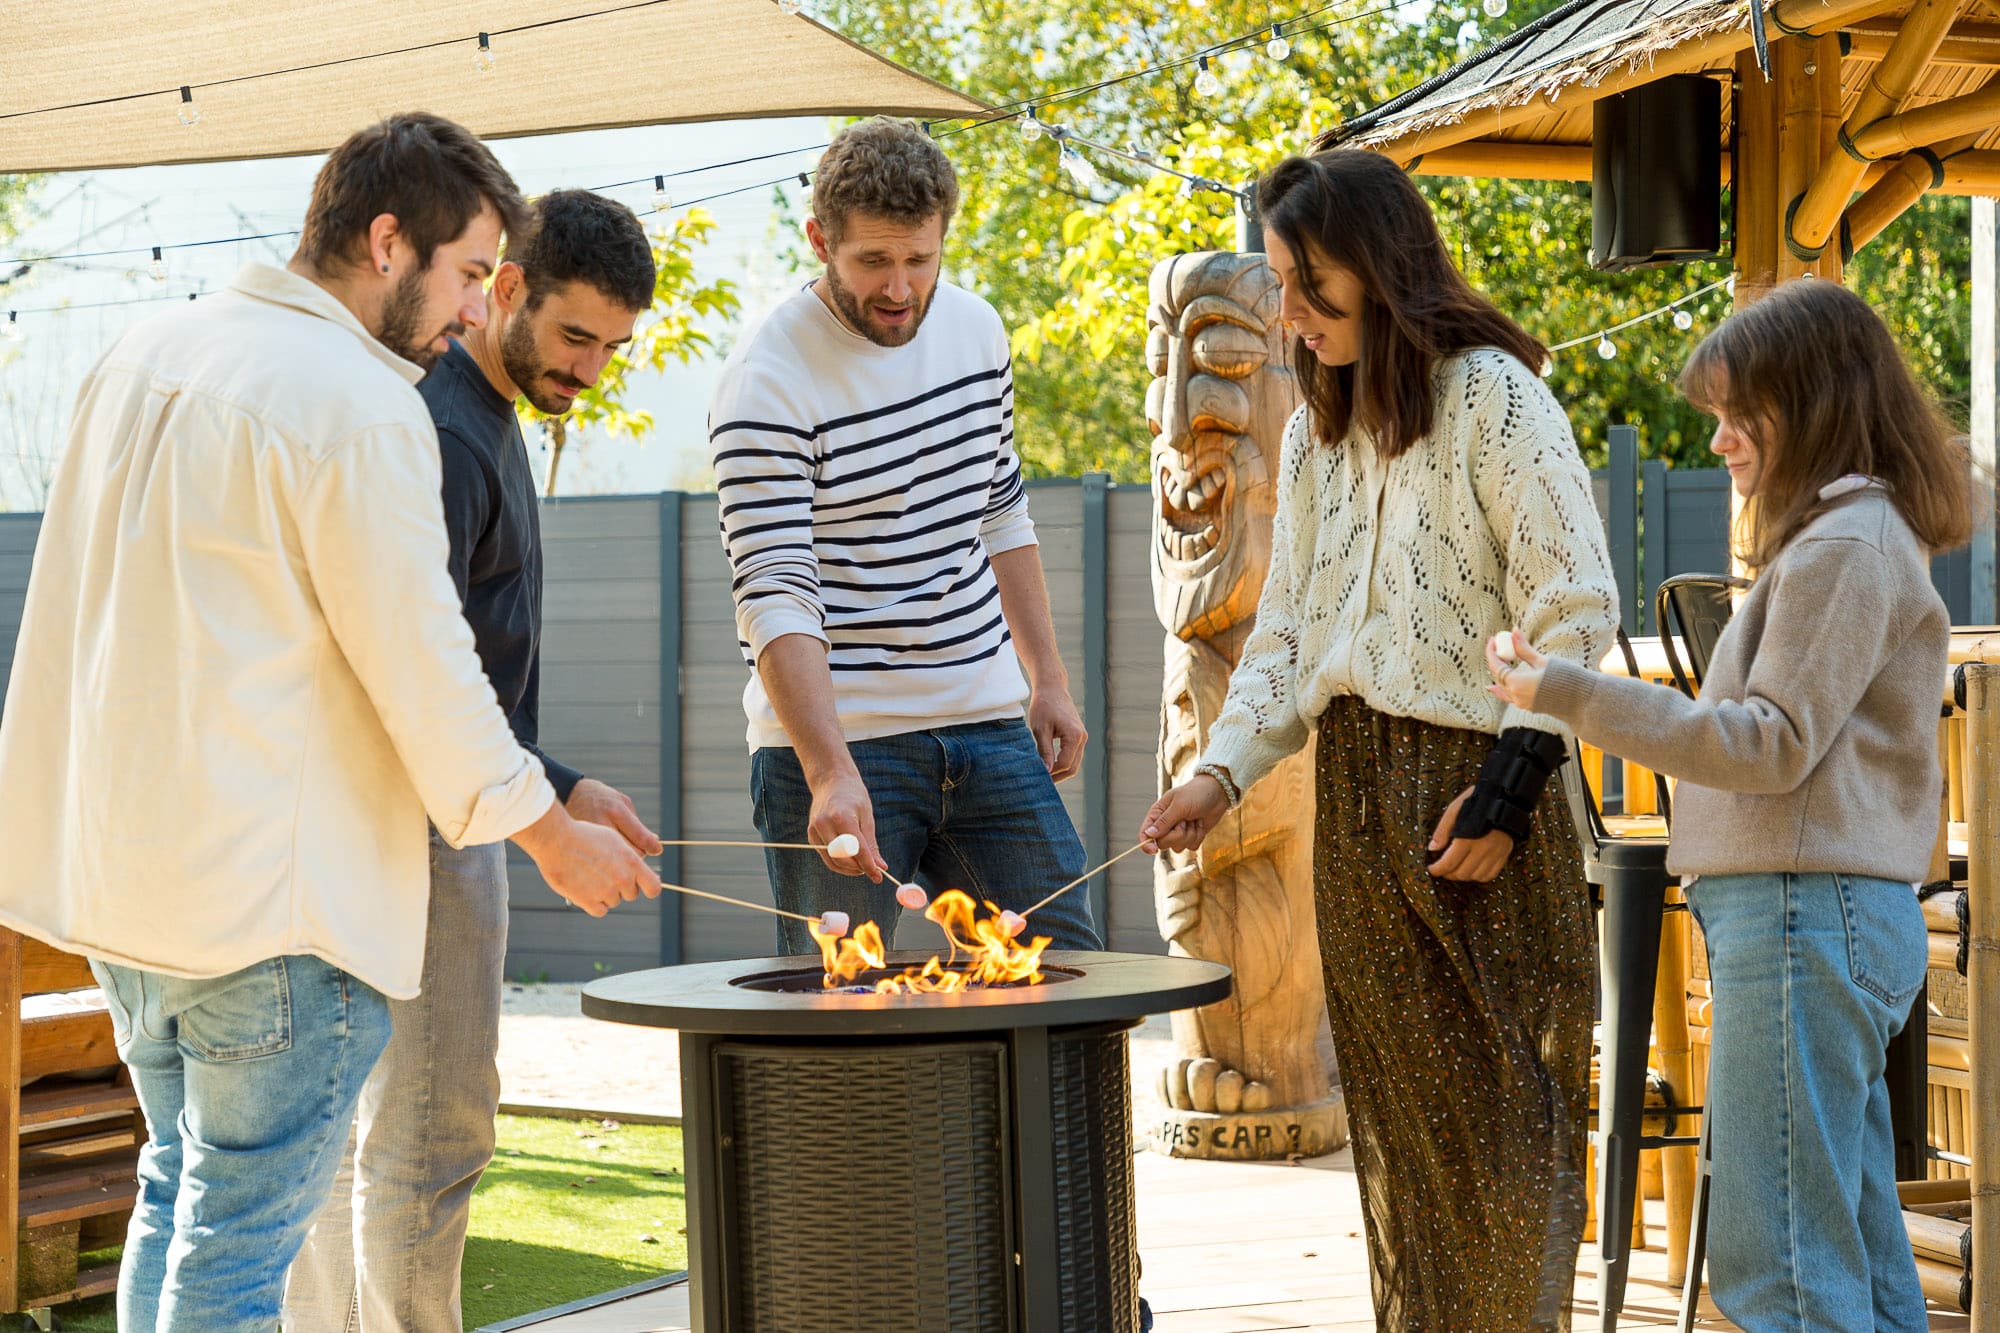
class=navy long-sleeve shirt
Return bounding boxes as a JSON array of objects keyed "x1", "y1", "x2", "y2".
[{"x1": 421, "y1": 340, "x2": 583, "y2": 804}]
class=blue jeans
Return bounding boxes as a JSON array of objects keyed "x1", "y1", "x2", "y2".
[
  {"x1": 751, "y1": 717, "x2": 1101, "y2": 956},
  {"x1": 1687, "y1": 872, "x2": 1929, "y2": 1333},
  {"x1": 91, "y1": 955, "x2": 393, "y2": 1333}
]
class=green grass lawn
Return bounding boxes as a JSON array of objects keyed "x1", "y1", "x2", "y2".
[{"x1": 39, "y1": 1115, "x2": 687, "y2": 1332}]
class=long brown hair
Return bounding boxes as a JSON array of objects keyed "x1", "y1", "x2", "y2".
[
  {"x1": 1678, "y1": 279, "x2": 1970, "y2": 566},
  {"x1": 1255, "y1": 151, "x2": 1546, "y2": 457}
]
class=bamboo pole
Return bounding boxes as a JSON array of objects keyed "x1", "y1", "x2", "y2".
[
  {"x1": 1735, "y1": 46, "x2": 1784, "y2": 306},
  {"x1": 1918, "y1": 1254, "x2": 1973, "y2": 1311},
  {"x1": 1906, "y1": 1208, "x2": 1972, "y2": 1264},
  {"x1": 1788, "y1": 0, "x2": 1964, "y2": 255},
  {"x1": 1410, "y1": 141, "x2": 1735, "y2": 182},
  {"x1": 1849, "y1": 134, "x2": 1990, "y2": 251},
  {"x1": 1963, "y1": 661, "x2": 2000, "y2": 1328},
  {"x1": 1853, "y1": 81, "x2": 2000, "y2": 160},
  {"x1": 1370, "y1": 0, "x2": 1905, "y2": 164},
  {"x1": 1845, "y1": 18, "x2": 2000, "y2": 65}
]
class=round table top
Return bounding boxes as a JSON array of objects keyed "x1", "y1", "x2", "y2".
[{"x1": 580, "y1": 950, "x2": 1233, "y2": 1038}]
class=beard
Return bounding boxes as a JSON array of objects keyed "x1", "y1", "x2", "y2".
[
  {"x1": 376, "y1": 268, "x2": 462, "y2": 371},
  {"x1": 824, "y1": 265, "x2": 934, "y2": 348},
  {"x1": 500, "y1": 312, "x2": 589, "y2": 415}
]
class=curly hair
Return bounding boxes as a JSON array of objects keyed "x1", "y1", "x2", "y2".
[
  {"x1": 506, "y1": 190, "x2": 656, "y2": 313},
  {"x1": 810, "y1": 117, "x2": 960, "y2": 245}
]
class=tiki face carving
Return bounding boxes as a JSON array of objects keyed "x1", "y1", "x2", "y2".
[{"x1": 1147, "y1": 252, "x2": 1298, "y2": 646}]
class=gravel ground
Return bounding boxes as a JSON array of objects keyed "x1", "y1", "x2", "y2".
[{"x1": 498, "y1": 981, "x2": 1178, "y2": 1132}]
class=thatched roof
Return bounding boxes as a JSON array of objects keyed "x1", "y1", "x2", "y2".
[{"x1": 1324, "y1": 0, "x2": 2000, "y2": 176}]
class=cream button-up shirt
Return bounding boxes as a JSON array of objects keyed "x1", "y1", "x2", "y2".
[{"x1": 0, "y1": 263, "x2": 555, "y2": 999}]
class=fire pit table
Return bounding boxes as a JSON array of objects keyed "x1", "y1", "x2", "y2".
[{"x1": 582, "y1": 948, "x2": 1231, "y2": 1333}]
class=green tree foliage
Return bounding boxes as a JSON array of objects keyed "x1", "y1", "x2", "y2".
[
  {"x1": 812, "y1": 0, "x2": 1974, "y2": 475},
  {"x1": 517, "y1": 208, "x2": 741, "y2": 495}
]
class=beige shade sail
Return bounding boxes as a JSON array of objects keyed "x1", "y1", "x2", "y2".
[{"x1": 0, "y1": 0, "x2": 991, "y2": 174}]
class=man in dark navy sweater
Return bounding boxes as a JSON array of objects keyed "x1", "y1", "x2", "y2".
[{"x1": 287, "y1": 191, "x2": 662, "y2": 1332}]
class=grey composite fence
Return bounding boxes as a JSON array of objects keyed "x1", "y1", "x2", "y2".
[{"x1": 0, "y1": 450, "x2": 1981, "y2": 982}]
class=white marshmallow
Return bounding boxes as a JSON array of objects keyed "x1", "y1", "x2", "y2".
[
  {"x1": 999, "y1": 910, "x2": 1027, "y2": 938},
  {"x1": 826, "y1": 833, "x2": 861, "y2": 859},
  {"x1": 1490, "y1": 631, "x2": 1519, "y2": 663},
  {"x1": 817, "y1": 911, "x2": 849, "y2": 937},
  {"x1": 896, "y1": 883, "x2": 929, "y2": 911}
]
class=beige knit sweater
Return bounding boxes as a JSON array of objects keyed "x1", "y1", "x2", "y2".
[{"x1": 1201, "y1": 347, "x2": 1620, "y2": 797}]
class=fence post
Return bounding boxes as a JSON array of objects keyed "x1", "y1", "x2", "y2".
[
  {"x1": 1081, "y1": 473, "x2": 1111, "y2": 937},
  {"x1": 658, "y1": 491, "x2": 685, "y2": 966},
  {"x1": 1642, "y1": 458, "x2": 1669, "y2": 634},
  {"x1": 1608, "y1": 424, "x2": 1640, "y2": 635}
]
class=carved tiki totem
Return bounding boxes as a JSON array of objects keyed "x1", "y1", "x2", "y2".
[{"x1": 1148, "y1": 251, "x2": 1345, "y2": 1160}]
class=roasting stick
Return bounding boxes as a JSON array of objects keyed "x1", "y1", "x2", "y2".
[
  {"x1": 1007, "y1": 842, "x2": 1152, "y2": 934},
  {"x1": 651, "y1": 879, "x2": 840, "y2": 931},
  {"x1": 648, "y1": 838, "x2": 851, "y2": 853}
]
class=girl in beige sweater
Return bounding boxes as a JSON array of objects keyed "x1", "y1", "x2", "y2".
[
  {"x1": 1142, "y1": 150, "x2": 1619, "y2": 1331},
  {"x1": 1490, "y1": 279, "x2": 1970, "y2": 1332}
]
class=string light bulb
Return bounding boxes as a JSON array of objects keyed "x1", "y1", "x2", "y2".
[
  {"x1": 652, "y1": 176, "x2": 672, "y2": 211},
  {"x1": 1059, "y1": 143, "x2": 1102, "y2": 189},
  {"x1": 1673, "y1": 308, "x2": 1694, "y2": 330},
  {"x1": 2, "y1": 312, "x2": 19, "y2": 342},
  {"x1": 474, "y1": 32, "x2": 496, "y2": 72},
  {"x1": 1482, "y1": 0, "x2": 1508, "y2": 15},
  {"x1": 149, "y1": 247, "x2": 168, "y2": 283},
  {"x1": 176, "y1": 86, "x2": 202, "y2": 127},
  {"x1": 778, "y1": 0, "x2": 806, "y2": 13},
  {"x1": 1020, "y1": 113, "x2": 1043, "y2": 143},
  {"x1": 1194, "y1": 56, "x2": 1221, "y2": 98},
  {"x1": 1266, "y1": 25, "x2": 1291, "y2": 60},
  {"x1": 1596, "y1": 335, "x2": 1617, "y2": 360}
]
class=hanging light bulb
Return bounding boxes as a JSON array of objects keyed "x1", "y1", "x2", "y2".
[
  {"x1": 149, "y1": 247, "x2": 168, "y2": 283},
  {"x1": 474, "y1": 32, "x2": 496, "y2": 72},
  {"x1": 176, "y1": 86, "x2": 202, "y2": 127},
  {"x1": 1482, "y1": 0, "x2": 1509, "y2": 15},
  {"x1": 1193, "y1": 56, "x2": 1221, "y2": 98},
  {"x1": 2, "y1": 312, "x2": 19, "y2": 343},
  {"x1": 1596, "y1": 335, "x2": 1617, "y2": 360},
  {"x1": 1266, "y1": 25, "x2": 1291, "y2": 60},
  {"x1": 1673, "y1": 308, "x2": 1694, "y2": 330},
  {"x1": 652, "y1": 176, "x2": 672, "y2": 212},
  {"x1": 1060, "y1": 143, "x2": 1102, "y2": 190},
  {"x1": 778, "y1": 0, "x2": 806, "y2": 13},
  {"x1": 1020, "y1": 113, "x2": 1043, "y2": 143},
  {"x1": 1539, "y1": 356, "x2": 1554, "y2": 379}
]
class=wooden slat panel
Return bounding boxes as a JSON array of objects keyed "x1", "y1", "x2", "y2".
[
  {"x1": 20, "y1": 1011, "x2": 118, "y2": 1083},
  {"x1": 21, "y1": 940, "x2": 95, "y2": 995}
]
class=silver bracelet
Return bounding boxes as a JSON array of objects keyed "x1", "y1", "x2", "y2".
[{"x1": 1195, "y1": 762, "x2": 1242, "y2": 809}]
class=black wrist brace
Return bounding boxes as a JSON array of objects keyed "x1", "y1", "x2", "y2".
[{"x1": 1451, "y1": 728, "x2": 1569, "y2": 843}]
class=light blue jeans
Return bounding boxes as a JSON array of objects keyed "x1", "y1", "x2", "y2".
[
  {"x1": 751, "y1": 717, "x2": 1102, "y2": 956},
  {"x1": 285, "y1": 836, "x2": 510, "y2": 1333},
  {"x1": 90, "y1": 955, "x2": 392, "y2": 1333},
  {"x1": 1688, "y1": 872, "x2": 1929, "y2": 1333}
]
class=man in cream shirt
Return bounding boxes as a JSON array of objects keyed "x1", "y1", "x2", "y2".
[{"x1": 0, "y1": 113, "x2": 660, "y2": 1331}]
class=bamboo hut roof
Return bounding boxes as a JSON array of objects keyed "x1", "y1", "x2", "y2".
[{"x1": 1325, "y1": 0, "x2": 2000, "y2": 179}]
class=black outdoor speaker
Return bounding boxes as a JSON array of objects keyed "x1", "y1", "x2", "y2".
[{"x1": 1591, "y1": 75, "x2": 1723, "y2": 272}]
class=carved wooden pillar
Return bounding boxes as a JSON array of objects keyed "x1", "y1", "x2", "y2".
[{"x1": 1146, "y1": 250, "x2": 1346, "y2": 1160}]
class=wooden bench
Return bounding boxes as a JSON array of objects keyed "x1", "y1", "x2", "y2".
[{"x1": 1, "y1": 927, "x2": 143, "y2": 1316}]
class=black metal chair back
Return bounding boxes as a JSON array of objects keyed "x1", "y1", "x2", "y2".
[{"x1": 1654, "y1": 573, "x2": 1750, "y2": 699}]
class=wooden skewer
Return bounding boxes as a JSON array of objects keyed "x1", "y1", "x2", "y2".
[
  {"x1": 654, "y1": 879, "x2": 824, "y2": 927},
  {"x1": 649, "y1": 839, "x2": 840, "y2": 853},
  {"x1": 1020, "y1": 843, "x2": 1150, "y2": 919}
]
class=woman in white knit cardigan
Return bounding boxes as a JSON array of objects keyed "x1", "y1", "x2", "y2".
[{"x1": 1142, "y1": 150, "x2": 1619, "y2": 1332}]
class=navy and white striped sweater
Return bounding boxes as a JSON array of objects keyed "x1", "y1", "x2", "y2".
[{"x1": 709, "y1": 282, "x2": 1037, "y2": 750}]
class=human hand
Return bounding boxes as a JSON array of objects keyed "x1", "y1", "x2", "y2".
[
  {"x1": 1028, "y1": 688, "x2": 1088, "y2": 782},
  {"x1": 808, "y1": 770, "x2": 887, "y2": 880},
  {"x1": 1140, "y1": 774, "x2": 1231, "y2": 855},
  {"x1": 1484, "y1": 629, "x2": 1547, "y2": 712},
  {"x1": 515, "y1": 807, "x2": 662, "y2": 917},
  {"x1": 566, "y1": 778, "x2": 663, "y2": 856},
  {"x1": 1426, "y1": 784, "x2": 1514, "y2": 883}
]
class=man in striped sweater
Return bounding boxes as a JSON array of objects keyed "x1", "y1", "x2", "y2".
[{"x1": 709, "y1": 118, "x2": 1100, "y2": 955}]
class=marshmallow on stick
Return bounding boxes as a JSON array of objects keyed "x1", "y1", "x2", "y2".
[
  {"x1": 816, "y1": 910, "x2": 850, "y2": 938},
  {"x1": 826, "y1": 833, "x2": 861, "y2": 859}
]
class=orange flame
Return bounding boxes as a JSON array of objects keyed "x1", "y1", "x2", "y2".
[{"x1": 806, "y1": 889, "x2": 1051, "y2": 993}]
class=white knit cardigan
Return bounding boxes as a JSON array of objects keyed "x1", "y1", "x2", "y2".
[{"x1": 1201, "y1": 347, "x2": 1620, "y2": 797}]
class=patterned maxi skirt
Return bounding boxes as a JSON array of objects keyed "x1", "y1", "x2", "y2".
[{"x1": 1314, "y1": 696, "x2": 1597, "y2": 1332}]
